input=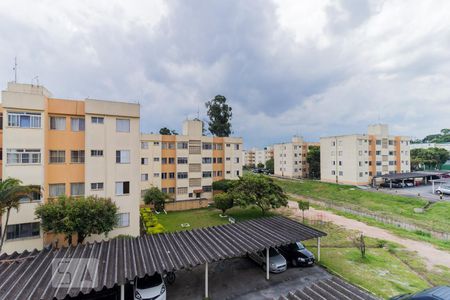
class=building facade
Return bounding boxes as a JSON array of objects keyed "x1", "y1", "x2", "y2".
[
  {"x1": 140, "y1": 119, "x2": 243, "y2": 201},
  {"x1": 0, "y1": 83, "x2": 140, "y2": 254},
  {"x1": 320, "y1": 124, "x2": 411, "y2": 185},
  {"x1": 274, "y1": 136, "x2": 316, "y2": 178},
  {"x1": 243, "y1": 146, "x2": 274, "y2": 168}
]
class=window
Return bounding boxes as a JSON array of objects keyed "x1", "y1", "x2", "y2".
[
  {"x1": 141, "y1": 142, "x2": 149, "y2": 149},
  {"x1": 177, "y1": 142, "x2": 188, "y2": 149},
  {"x1": 162, "y1": 142, "x2": 175, "y2": 149},
  {"x1": 168, "y1": 187, "x2": 175, "y2": 194},
  {"x1": 202, "y1": 157, "x2": 212, "y2": 164},
  {"x1": 117, "y1": 213, "x2": 130, "y2": 227},
  {"x1": 331, "y1": 170, "x2": 336, "y2": 175},
  {"x1": 162, "y1": 188, "x2": 168, "y2": 193},
  {"x1": 339, "y1": 171, "x2": 343, "y2": 176},
  {"x1": 202, "y1": 171, "x2": 212, "y2": 178},
  {"x1": 91, "y1": 116, "x2": 104, "y2": 124},
  {"x1": 226, "y1": 157, "x2": 231, "y2": 161},
  {"x1": 177, "y1": 157, "x2": 188, "y2": 164},
  {"x1": 154, "y1": 157, "x2": 160, "y2": 162},
  {"x1": 70, "y1": 183, "x2": 85, "y2": 196},
  {"x1": 177, "y1": 172, "x2": 188, "y2": 179},
  {"x1": 6, "y1": 149, "x2": 41, "y2": 164},
  {"x1": 49, "y1": 150, "x2": 65, "y2": 163},
  {"x1": 161, "y1": 173, "x2": 167, "y2": 179},
  {"x1": 91, "y1": 150, "x2": 103, "y2": 157},
  {"x1": 376, "y1": 140, "x2": 381, "y2": 145},
  {"x1": 376, "y1": 161, "x2": 382, "y2": 166},
  {"x1": 376, "y1": 151, "x2": 381, "y2": 155},
  {"x1": 91, "y1": 182, "x2": 104, "y2": 190},
  {"x1": 71, "y1": 150, "x2": 85, "y2": 163},
  {"x1": 169, "y1": 158, "x2": 175, "y2": 164},
  {"x1": 6, "y1": 222, "x2": 40, "y2": 240},
  {"x1": 161, "y1": 158, "x2": 167, "y2": 164},
  {"x1": 8, "y1": 112, "x2": 41, "y2": 128},
  {"x1": 141, "y1": 173, "x2": 149, "y2": 181},
  {"x1": 213, "y1": 143, "x2": 223, "y2": 150},
  {"x1": 169, "y1": 172, "x2": 175, "y2": 179},
  {"x1": 203, "y1": 186, "x2": 212, "y2": 192},
  {"x1": 202, "y1": 143, "x2": 212, "y2": 150},
  {"x1": 177, "y1": 187, "x2": 188, "y2": 194},
  {"x1": 71, "y1": 118, "x2": 85, "y2": 131},
  {"x1": 154, "y1": 141, "x2": 160, "y2": 146},
  {"x1": 153, "y1": 173, "x2": 159, "y2": 177},
  {"x1": 116, "y1": 150, "x2": 130, "y2": 163},
  {"x1": 141, "y1": 158, "x2": 148, "y2": 165},
  {"x1": 339, "y1": 161, "x2": 342, "y2": 166},
  {"x1": 50, "y1": 116, "x2": 66, "y2": 130},
  {"x1": 49, "y1": 184, "x2": 65, "y2": 197},
  {"x1": 235, "y1": 144, "x2": 240, "y2": 150},
  {"x1": 226, "y1": 144, "x2": 231, "y2": 147},
  {"x1": 358, "y1": 151, "x2": 363, "y2": 156},
  {"x1": 359, "y1": 172, "x2": 363, "y2": 177},
  {"x1": 115, "y1": 181, "x2": 130, "y2": 195},
  {"x1": 216, "y1": 157, "x2": 223, "y2": 163},
  {"x1": 116, "y1": 119, "x2": 130, "y2": 132},
  {"x1": 234, "y1": 157, "x2": 240, "y2": 163}
]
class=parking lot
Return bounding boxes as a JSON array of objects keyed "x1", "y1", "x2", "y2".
[
  {"x1": 373, "y1": 183, "x2": 450, "y2": 202},
  {"x1": 167, "y1": 257, "x2": 331, "y2": 300}
]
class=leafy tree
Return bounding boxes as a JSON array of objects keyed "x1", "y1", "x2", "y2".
[
  {"x1": 159, "y1": 127, "x2": 178, "y2": 135},
  {"x1": 256, "y1": 162, "x2": 265, "y2": 169},
  {"x1": 205, "y1": 95, "x2": 232, "y2": 137},
  {"x1": 306, "y1": 146, "x2": 320, "y2": 179},
  {"x1": 420, "y1": 128, "x2": 450, "y2": 143},
  {"x1": 353, "y1": 233, "x2": 366, "y2": 259},
  {"x1": 213, "y1": 193, "x2": 234, "y2": 214},
  {"x1": 265, "y1": 158, "x2": 274, "y2": 174},
  {"x1": 212, "y1": 179, "x2": 235, "y2": 192},
  {"x1": 298, "y1": 201, "x2": 310, "y2": 223},
  {"x1": 143, "y1": 187, "x2": 169, "y2": 212},
  {"x1": 35, "y1": 196, "x2": 118, "y2": 245},
  {"x1": 230, "y1": 174, "x2": 288, "y2": 214},
  {"x1": 411, "y1": 148, "x2": 449, "y2": 170},
  {"x1": 0, "y1": 178, "x2": 40, "y2": 253}
]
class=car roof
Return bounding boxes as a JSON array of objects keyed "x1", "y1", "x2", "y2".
[{"x1": 413, "y1": 286, "x2": 450, "y2": 299}]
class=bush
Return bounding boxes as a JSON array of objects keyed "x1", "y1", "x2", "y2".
[
  {"x1": 214, "y1": 193, "x2": 234, "y2": 214},
  {"x1": 140, "y1": 208, "x2": 165, "y2": 234},
  {"x1": 212, "y1": 179, "x2": 235, "y2": 192},
  {"x1": 376, "y1": 240, "x2": 387, "y2": 248}
]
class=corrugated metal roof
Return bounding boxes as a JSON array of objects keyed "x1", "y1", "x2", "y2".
[
  {"x1": 0, "y1": 216, "x2": 326, "y2": 300},
  {"x1": 279, "y1": 277, "x2": 380, "y2": 300}
]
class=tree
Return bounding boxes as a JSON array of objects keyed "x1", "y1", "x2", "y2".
[
  {"x1": 421, "y1": 128, "x2": 450, "y2": 143},
  {"x1": 212, "y1": 179, "x2": 235, "y2": 192},
  {"x1": 205, "y1": 95, "x2": 232, "y2": 137},
  {"x1": 298, "y1": 201, "x2": 310, "y2": 223},
  {"x1": 159, "y1": 127, "x2": 178, "y2": 135},
  {"x1": 35, "y1": 196, "x2": 118, "y2": 245},
  {"x1": 230, "y1": 174, "x2": 288, "y2": 214},
  {"x1": 265, "y1": 158, "x2": 274, "y2": 174},
  {"x1": 257, "y1": 162, "x2": 265, "y2": 169},
  {"x1": 0, "y1": 178, "x2": 40, "y2": 253},
  {"x1": 143, "y1": 187, "x2": 169, "y2": 212},
  {"x1": 411, "y1": 148, "x2": 449, "y2": 170},
  {"x1": 306, "y1": 146, "x2": 320, "y2": 179},
  {"x1": 353, "y1": 233, "x2": 366, "y2": 259},
  {"x1": 213, "y1": 193, "x2": 234, "y2": 215}
]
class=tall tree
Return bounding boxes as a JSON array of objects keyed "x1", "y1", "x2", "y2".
[
  {"x1": 306, "y1": 146, "x2": 321, "y2": 179},
  {"x1": 265, "y1": 158, "x2": 274, "y2": 174},
  {"x1": 230, "y1": 174, "x2": 288, "y2": 214},
  {"x1": 213, "y1": 193, "x2": 234, "y2": 215},
  {"x1": 411, "y1": 148, "x2": 449, "y2": 170},
  {"x1": 143, "y1": 187, "x2": 170, "y2": 212},
  {"x1": 0, "y1": 178, "x2": 40, "y2": 253},
  {"x1": 159, "y1": 127, "x2": 178, "y2": 135},
  {"x1": 36, "y1": 196, "x2": 118, "y2": 245},
  {"x1": 205, "y1": 95, "x2": 232, "y2": 137}
]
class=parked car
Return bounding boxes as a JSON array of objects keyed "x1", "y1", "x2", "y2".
[
  {"x1": 404, "y1": 181, "x2": 415, "y2": 187},
  {"x1": 134, "y1": 273, "x2": 166, "y2": 300},
  {"x1": 390, "y1": 286, "x2": 450, "y2": 299},
  {"x1": 436, "y1": 185, "x2": 450, "y2": 195},
  {"x1": 277, "y1": 242, "x2": 315, "y2": 267},
  {"x1": 380, "y1": 181, "x2": 404, "y2": 188},
  {"x1": 248, "y1": 247, "x2": 287, "y2": 273}
]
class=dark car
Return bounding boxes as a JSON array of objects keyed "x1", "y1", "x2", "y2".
[
  {"x1": 390, "y1": 286, "x2": 450, "y2": 300},
  {"x1": 278, "y1": 242, "x2": 315, "y2": 267},
  {"x1": 380, "y1": 181, "x2": 404, "y2": 188}
]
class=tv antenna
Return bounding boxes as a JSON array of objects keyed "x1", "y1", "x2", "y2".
[
  {"x1": 197, "y1": 105, "x2": 200, "y2": 119},
  {"x1": 32, "y1": 75, "x2": 39, "y2": 86},
  {"x1": 13, "y1": 57, "x2": 18, "y2": 83}
]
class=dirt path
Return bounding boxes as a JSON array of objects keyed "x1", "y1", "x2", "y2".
[{"x1": 286, "y1": 200, "x2": 450, "y2": 268}]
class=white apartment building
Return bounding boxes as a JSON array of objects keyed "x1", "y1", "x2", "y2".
[
  {"x1": 243, "y1": 146, "x2": 274, "y2": 167},
  {"x1": 320, "y1": 124, "x2": 411, "y2": 185},
  {"x1": 274, "y1": 136, "x2": 314, "y2": 178}
]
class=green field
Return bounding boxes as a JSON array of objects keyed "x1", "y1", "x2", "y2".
[{"x1": 276, "y1": 179, "x2": 450, "y2": 233}]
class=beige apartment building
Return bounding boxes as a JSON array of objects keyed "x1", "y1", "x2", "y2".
[
  {"x1": 140, "y1": 119, "x2": 243, "y2": 201},
  {"x1": 320, "y1": 124, "x2": 411, "y2": 185},
  {"x1": 243, "y1": 146, "x2": 274, "y2": 168},
  {"x1": 0, "y1": 82, "x2": 140, "y2": 254},
  {"x1": 274, "y1": 136, "x2": 317, "y2": 178}
]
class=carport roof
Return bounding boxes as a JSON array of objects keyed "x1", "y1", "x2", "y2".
[
  {"x1": 373, "y1": 171, "x2": 438, "y2": 180},
  {"x1": 0, "y1": 216, "x2": 326, "y2": 300}
]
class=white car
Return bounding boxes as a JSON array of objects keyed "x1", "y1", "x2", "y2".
[
  {"x1": 436, "y1": 185, "x2": 450, "y2": 195},
  {"x1": 248, "y1": 247, "x2": 287, "y2": 273},
  {"x1": 134, "y1": 273, "x2": 166, "y2": 300}
]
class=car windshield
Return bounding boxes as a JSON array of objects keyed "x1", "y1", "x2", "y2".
[
  {"x1": 137, "y1": 273, "x2": 162, "y2": 289},
  {"x1": 293, "y1": 242, "x2": 305, "y2": 250},
  {"x1": 268, "y1": 248, "x2": 279, "y2": 257}
]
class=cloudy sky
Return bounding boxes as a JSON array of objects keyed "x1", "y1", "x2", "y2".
[{"x1": 0, "y1": 0, "x2": 449, "y2": 148}]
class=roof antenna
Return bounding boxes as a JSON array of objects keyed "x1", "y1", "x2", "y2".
[
  {"x1": 197, "y1": 105, "x2": 200, "y2": 119},
  {"x1": 13, "y1": 57, "x2": 18, "y2": 83},
  {"x1": 32, "y1": 75, "x2": 39, "y2": 86}
]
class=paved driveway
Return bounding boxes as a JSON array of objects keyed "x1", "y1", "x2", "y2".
[
  {"x1": 167, "y1": 257, "x2": 331, "y2": 300},
  {"x1": 371, "y1": 184, "x2": 450, "y2": 202}
]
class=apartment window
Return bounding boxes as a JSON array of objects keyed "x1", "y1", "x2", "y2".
[
  {"x1": 49, "y1": 150, "x2": 65, "y2": 163},
  {"x1": 177, "y1": 187, "x2": 188, "y2": 194},
  {"x1": 153, "y1": 141, "x2": 160, "y2": 146},
  {"x1": 153, "y1": 173, "x2": 159, "y2": 177},
  {"x1": 71, "y1": 118, "x2": 85, "y2": 132},
  {"x1": 332, "y1": 161, "x2": 335, "y2": 165},
  {"x1": 161, "y1": 173, "x2": 167, "y2": 179},
  {"x1": 141, "y1": 173, "x2": 149, "y2": 181},
  {"x1": 162, "y1": 142, "x2": 175, "y2": 149},
  {"x1": 216, "y1": 157, "x2": 223, "y2": 163},
  {"x1": 338, "y1": 151, "x2": 343, "y2": 156},
  {"x1": 6, "y1": 222, "x2": 40, "y2": 240},
  {"x1": 162, "y1": 188, "x2": 168, "y2": 193},
  {"x1": 178, "y1": 157, "x2": 188, "y2": 164},
  {"x1": 115, "y1": 181, "x2": 130, "y2": 195},
  {"x1": 339, "y1": 171, "x2": 343, "y2": 176},
  {"x1": 177, "y1": 142, "x2": 188, "y2": 149},
  {"x1": 376, "y1": 140, "x2": 381, "y2": 145},
  {"x1": 331, "y1": 170, "x2": 336, "y2": 175},
  {"x1": 91, "y1": 182, "x2": 104, "y2": 190},
  {"x1": 358, "y1": 151, "x2": 363, "y2": 156},
  {"x1": 91, "y1": 116, "x2": 104, "y2": 124},
  {"x1": 234, "y1": 157, "x2": 240, "y2": 163},
  {"x1": 117, "y1": 213, "x2": 130, "y2": 227},
  {"x1": 226, "y1": 171, "x2": 231, "y2": 174},
  {"x1": 161, "y1": 158, "x2": 168, "y2": 164},
  {"x1": 359, "y1": 161, "x2": 362, "y2": 166},
  {"x1": 339, "y1": 161, "x2": 342, "y2": 166},
  {"x1": 91, "y1": 150, "x2": 103, "y2": 157},
  {"x1": 388, "y1": 140, "x2": 394, "y2": 146},
  {"x1": 168, "y1": 187, "x2": 175, "y2": 194},
  {"x1": 141, "y1": 158, "x2": 148, "y2": 165},
  {"x1": 359, "y1": 172, "x2": 363, "y2": 177},
  {"x1": 332, "y1": 141, "x2": 336, "y2": 146},
  {"x1": 376, "y1": 161, "x2": 382, "y2": 166},
  {"x1": 116, "y1": 150, "x2": 130, "y2": 164},
  {"x1": 236, "y1": 170, "x2": 240, "y2": 176},
  {"x1": 154, "y1": 157, "x2": 160, "y2": 162},
  {"x1": 19, "y1": 188, "x2": 41, "y2": 203},
  {"x1": 376, "y1": 151, "x2": 381, "y2": 155},
  {"x1": 214, "y1": 143, "x2": 223, "y2": 150},
  {"x1": 169, "y1": 157, "x2": 175, "y2": 164},
  {"x1": 202, "y1": 143, "x2": 213, "y2": 150},
  {"x1": 177, "y1": 172, "x2": 188, "y2": 179},
  {"x1": 141, "y1": 142, "x2": 149, "y2": 149},
  {"x1": 71, "y1": 150, "x2": 85, "y2": 163},
  {"x1": 226, "y1": 157, "x2": 231, "y2": 161},
  {"x1": 50, "y1": 116, "x2": 66, "y2": 130},
  {"x1": 214, "y1": 171, "x2": 223, "y2": 177},
  {"x1": 49, "y1": 184, "x2": 65, "y2": 197},
  {"x1": 169, "y1": 172, "x2": 175, "y2": 179},
  {"x1": 226, "y1": 144, "x2": 231, "y2": 147},
  {"x1": 203, "y1": 185, "x2": 212, "y2": 192},
  {"x1": 116, "y1": 119, "x2": 130, "y2": 132},
  {"x1": 8, "y1": 112, "x2": 41, "y2": 128},
  {"x1": 202, "y1": 171, "x2": 212, "y2": 178},
  {"x1": 6, "y1": 149, "x2": 41, "y2": 164},
  {"x1": 202, "y1": 157, "x2": 212, "y2": 164},
  {"x1": 235, "y1": 144, "x2": 240, "y2": 150},
  {"x1": 70, "y1": 183, "x2": 85, "y2": 196}
]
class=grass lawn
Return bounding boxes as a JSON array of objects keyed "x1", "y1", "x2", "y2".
[
  {"x1": 276, "y1": 178, "x2": 450, "y2": 233},
  {"x1": 157, "y1": 206, "x2": 274, "y2": 232}
]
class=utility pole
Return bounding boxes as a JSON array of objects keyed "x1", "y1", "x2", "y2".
[{"x1": 13, "y1": 57, "x2": 18, "y2": 83}]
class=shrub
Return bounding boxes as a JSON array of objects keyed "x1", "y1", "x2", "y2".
[{"x1": 376, "y1": 239, "x2": 387, "y2": 248}]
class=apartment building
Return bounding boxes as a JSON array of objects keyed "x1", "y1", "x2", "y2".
[
  {"x1": 243, "y1": 146, "x2": 274, "y2": 168},
  {"x1": 140, "y1": 119, "x2": 243, "y2": 201},
  {"x1": 320, "y1": 124, "x2": 411, "y2": 185},
  {"x1": 243, "y1": 149, "x2": 255, "y2": 167},
  {"x1": 0, "y1": 82, "x2": 140, "y2": 254},
  {"x1": 274, "y1": 136, "x2": 316, "y2": 178}
]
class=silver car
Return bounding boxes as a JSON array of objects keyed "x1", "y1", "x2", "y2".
[
  {"x1": 436, "y1": 185, "x2": 450, "y2": 195},
  {"x1": 248, "y1": 247, "x2": 287, "y2": 273}
]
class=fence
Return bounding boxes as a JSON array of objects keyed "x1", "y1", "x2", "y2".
[{"x1": 164, "y1": 198, "x2": 211, "y2": 211}]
